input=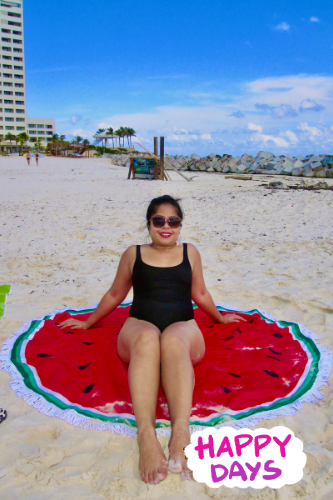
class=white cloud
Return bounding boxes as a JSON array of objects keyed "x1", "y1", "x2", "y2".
[
  {"x1": 248, "y1": 123, "x2": 262, "y2": 133},
  {"x1": 283, "y1": 130, "x2": 298, "y2": 143},
  {"x1": 70, "y1": 115, "x2": 83, "y2": 124},
  {"x1": 200, "y1": 134, "x2": 213, "y2": 141},
  {"x1": 310, "y1": 17, "x2": 319, "y2": 23},
  {"x1": 297, "y1": 122, "x2": 321, "y2": 137},
  {"x1": 275, "y1": 22, "x2": 290, "y2": 31},
  {"x1": 57, "y1": 74, "x2": 333, "y2": 156},
  {"x1": 299, "y1": 98, "x2": 325, "y2": 113}
]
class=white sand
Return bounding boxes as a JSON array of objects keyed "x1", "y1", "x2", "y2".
[{"x1": 0, "y1": 156, "x2": 332, "y2": 499}]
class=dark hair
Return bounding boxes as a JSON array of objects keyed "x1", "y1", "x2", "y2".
[{"x1": 146, "y1": 195, "x2": 184, "y2": 227}]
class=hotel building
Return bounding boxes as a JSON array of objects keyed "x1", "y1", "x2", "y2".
[{"x1": 0, "y1": 0, "x2": 55, "y2": 149}]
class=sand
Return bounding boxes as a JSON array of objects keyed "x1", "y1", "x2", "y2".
[{"x1": 0, "y1": 155, "x2": 332, "y2": 500}]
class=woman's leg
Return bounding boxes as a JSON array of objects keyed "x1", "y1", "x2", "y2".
[
  {"x1": 117, "y1": 317, "x2": 168, "y2": 484},
  {"x1": 160, "y1": 319, "x2": 205, "y2": 476}
]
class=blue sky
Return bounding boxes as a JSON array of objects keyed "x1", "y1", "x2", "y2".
[{"x1": 24, "y1": 0, "x2": 333, "y2": 156}]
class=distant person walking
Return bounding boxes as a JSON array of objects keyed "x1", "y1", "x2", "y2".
[
  {"x1": 35, "y1": 153, "x2": 39, "y2": 166},
  {"x1": 26, "y1": 152, "x2": 31, "y2": 166}
]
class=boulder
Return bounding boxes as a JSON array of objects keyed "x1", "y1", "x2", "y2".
[
  {"x1": 311, "y1": 161, "x2": 324, "y2": 171},
  {"x1": 256, "y1": 151, "x2": 274, "y2": 160},
  {"x1": 292, "y1": 167, "x2": 304, "y2": 176},
  {"x1": 190, "y1": 154, "x2": 201, "y2": 161},
  {"x1": 315, "y1": 169, "x2": 327, "y2": 178},
  {"x1": 293, "y1": 159, "x2": 304, "y2": 169},
  {"x1": 303, "y1": 170, "x2": 315, "y2": 177}
]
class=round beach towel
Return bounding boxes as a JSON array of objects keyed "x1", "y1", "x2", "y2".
[{"x1": 0, "y1": 302, "x2": 331, "y2": 437}]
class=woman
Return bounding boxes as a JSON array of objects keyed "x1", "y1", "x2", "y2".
[
  {"x1": 26, "y1": 151, "x2": 31, "y2": 166},
  {"x1": 35, "y1": 152, "x2": 39, "y2": 166},
  {"x1": 59, "y1": 195, "x2": 245, "y2": 484}
]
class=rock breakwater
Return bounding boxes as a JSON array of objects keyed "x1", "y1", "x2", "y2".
[{"x1": 104, "y1": 150, "x2": 333, "y2": 178}]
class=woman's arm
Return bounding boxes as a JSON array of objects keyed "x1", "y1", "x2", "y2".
[
  {"x1": 59, "y1": 246, "x2": 135, "y2": 330},
  {"x1": 189, "y1": 244, "x2": 246, "y2": 324}
]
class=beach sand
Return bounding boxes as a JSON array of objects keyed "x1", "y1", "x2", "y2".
[{"x1": 0, "y1": 156, "x2": 332, "y2": 499}]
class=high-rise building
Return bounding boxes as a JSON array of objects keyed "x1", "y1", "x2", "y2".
[{"x1": 0, "y1": 0, "x2": 55, "y2": 148}]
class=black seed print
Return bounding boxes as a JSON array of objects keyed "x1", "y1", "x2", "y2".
[
  {"x1": 269, "y1": 348, "x2": 282, "y2": 355},
  {"x1": 264, "y1": 370, "x2": 279, "y2": 378},
  {"x1": 249, "y1": 319, "x2": 254, "y2": 324},
  {"x1": 78, "y1": 362, "x2": 92, "y2": 370},
  {"x1": 208, "y1": 325, "x2": 214, "y2": 328},
  {"x1": 114, "y1": 342, "x2": 117, "y2": 344},
  {"x1": 229, "y1": 373, "x2": 241, "y2": 378},
  {"x1": 37, "y1": 353, "x2": 52, "y2": 358},
  {"x1": 266, "y1": 356, "x2": 281, "y2": 362},
  {"x1": 66, "y1": 331, "x2": 75, "y2": 334},
  {"x1": 221, "y1": 386, "x2": 232, "y2": 393},
  {"x1": 236, "y1": 328, "x2": 241, "y2": 333},
  {"x1": 272, "y1": 333, "x2": 283, "y2": 338},
  {"x1": 115, "y1": 332, "x2": 119, "y2": 335},
  {"x1": 223, "y1": 347, "x2": 235, "y2": 351},
  {"x1": 82, "y1": 342, "x2": 95, "y2": 345},
  {"x1": 83, "y1": 383, "x2": 95, "y2": 394},
  {"x1": 94, "y1": 326, "x2": 102, "y2": 329},
  {"x1": 220, "y1": 336, "x2": 234, "y2": 341},
  {"x1": 55, "y1": 322, "x2": 59, "y2": 326}
]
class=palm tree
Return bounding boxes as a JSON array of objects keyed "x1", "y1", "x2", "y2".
[
  {"x1": 114, "y1": 129, "x2": 121, "y2": 148},
  {"x1": 115, "y1": 127, "x2": 128, "y2": 148},
  {"x1": 5, "y1": 132, "x2": 16, "y2": 150},
  {"x1": 34, "y1": 137, "x2": 43, "y2": 153},
  {"x1": 82, "y1": 139, "x2": 89, "y2": 146},
  {"x1": 51, "y1": 133, "x2": 59, "y2": 142},
  {"x1": 127, "y1": 127, "x2": 136, "y2": 148},
  {"x1": 59, "y1": 135, "x2": 65, "y2": 156},
  {"x1": 96, "y1": 128, "x2": 105, "y2": 134},
  {"x1": 74, "y1": 135, "x2": 83, "y2": 143},
  {"x1": 17, "y1": 132, "x2": 29, "y2": 153},
  {"x1": 106, "y1": 127, "x2": 114, "y2": 147}
]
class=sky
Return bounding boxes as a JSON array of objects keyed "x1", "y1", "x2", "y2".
[{"x1": 24, "y1": 0, "x2": 333, "y2": 156}]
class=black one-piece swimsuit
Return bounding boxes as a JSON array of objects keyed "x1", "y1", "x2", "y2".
[{"x1": 128, "y1": 243, "x2": 194, "y2": 332}]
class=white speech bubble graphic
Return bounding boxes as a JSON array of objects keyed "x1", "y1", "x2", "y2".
[{"x1": 185, "y1": 426, "x2": 306, "y2": 489}]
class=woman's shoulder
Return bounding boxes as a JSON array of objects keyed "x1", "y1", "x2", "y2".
[
  {"x1": 186, "y1": 243, "x2": 201, "y2": 262},
  {"x1": 186, "y1": 242, "x2": 200, "y2": 255}
]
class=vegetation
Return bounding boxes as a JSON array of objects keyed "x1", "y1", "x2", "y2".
[
  {"x1": 95, "y1": 126, "x2": 136, "y2": 148},
  {"x1": 1, "y1": 125, "x2": 136, "y2": 156}
]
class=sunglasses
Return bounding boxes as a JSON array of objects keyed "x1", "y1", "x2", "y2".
[{"x1": 150, "y1": 216, "x2": 182, "y2": 228}]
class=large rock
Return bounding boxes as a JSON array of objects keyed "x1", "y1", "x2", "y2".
[
  {"x1": 256, "y1": 151, "x2": 274, "y2": 160},
  {"x1": 311, "y1": 161, "x2": 324, "y2": 171},
  {"x1": 292, "y1": 167, "x2": 304, "y2": 176},
  {"x1": 303, "y1": 170, "x2": 315, "y2": 177},
  {"x1": 315, "y1": 169, "x2": 327, "y2": 178},
  {"x1": 293, "y1": 159, "x2": 304, "y2": 169}
]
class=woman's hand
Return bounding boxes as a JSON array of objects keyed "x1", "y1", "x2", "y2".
[
  {"x1": 219, "y1": 313, "x2": 247, "y2": 324},
  {"x1": 58, "y1": 318, "x2": 88, "y2": 330}
]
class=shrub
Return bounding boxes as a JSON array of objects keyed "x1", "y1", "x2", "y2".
[{"x1": 95, "y1": 146, "x2": 127, "y2": 154}]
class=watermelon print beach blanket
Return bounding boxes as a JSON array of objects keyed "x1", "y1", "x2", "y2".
[{"x1": 0, "y1": 301, "x2": 331, "y2": 437}]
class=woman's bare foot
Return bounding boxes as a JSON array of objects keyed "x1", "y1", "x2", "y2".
[
  {"x1": 168, "y1": 422, "x2": 192, "y2": 479},
  {"x1": 137, "y1": 428, "x2": 168, "y2": 484}
]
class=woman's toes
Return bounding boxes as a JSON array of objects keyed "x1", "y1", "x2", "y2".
[{"x1": 168, "y1": 458, "x2": 183, "y2": 473}]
